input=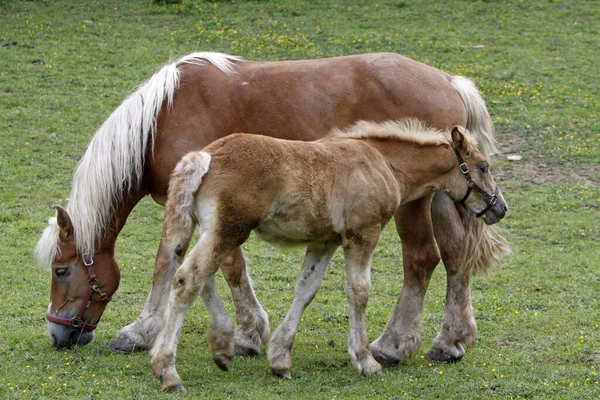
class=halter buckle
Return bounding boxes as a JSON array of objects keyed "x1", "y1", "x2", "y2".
[
  {"x1": 70, "y1": 317, "x2": 84, "y2": 328},
  {"x1": 459, "y1": 163, "x2": 469, "y2": 175},
  {"x1": 92, "y1": 284, "x2": 110, "y2": 303}
]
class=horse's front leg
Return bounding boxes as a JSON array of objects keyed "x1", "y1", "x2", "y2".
[
  {"x1": 427, "y1": 193, "x2": 475, "y2": 362},
  {"x1": 109, "y1": 228, "x2": 191, "y2": 353},
  {"x1": 343, "y1": 226, "x2": 381, "y2": 376},
  {"x1": 221, "y1": 247, "x2": 270, "y2": 357},
  {"x1": 370, "y1": 196, "x2": 440, "y2": 367},
  {"x1": 268, "y1": 244, "x2": 338, "y2": 379}
]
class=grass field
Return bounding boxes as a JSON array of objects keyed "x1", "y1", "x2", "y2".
[{"x1": 1, "y1": 0, "x2": 599, "y2": 398}]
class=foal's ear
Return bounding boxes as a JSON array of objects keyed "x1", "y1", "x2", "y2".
[
  {"x1": 55, "y1": 206, "x2": 74, "y2": 241},
  {"x1": 451, "y1": 126, "x2": 469, "y2": 152}
]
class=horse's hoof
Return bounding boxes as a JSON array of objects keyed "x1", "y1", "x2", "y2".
[
  {"x1": 108, "y1": 336, "x2": 147, "y2": 353},
  {"x1": 370, "y1": 346, "x2": 400, "y2": 368},
  {"x1": 235, "y1": 343, "x2": 260, "y2": 357},
  {"x1": 164, "y1": 383, "x2": 185, "y2": 393},
  {"x1": 272, "y1": 368, "x2": 292, "y2": 379},
  {"x1": 212, "y1": 353, "x2": 233, "y2": 371},
  {"x1": 426, "y1": 346, "x2": 463, "y2": 363}
]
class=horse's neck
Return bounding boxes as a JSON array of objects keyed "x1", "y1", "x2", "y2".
[
  {"x1": 366, "y1": 139, "x2": 454, "y2": 203},
  {"x1": 97, "y1": 188, "x2": 146, "y2": 254}
]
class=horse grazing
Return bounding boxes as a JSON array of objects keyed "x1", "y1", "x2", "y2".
[
  {"x1": 149, "y1": 120, "x2": 507, "y2": 391},
  {"x1": 36, "y1": 52, "x2": 510, "y2": 366}
]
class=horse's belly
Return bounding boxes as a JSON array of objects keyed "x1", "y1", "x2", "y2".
[{"x1": 254, "y1": 217, "x2": 340, "y2": 248}]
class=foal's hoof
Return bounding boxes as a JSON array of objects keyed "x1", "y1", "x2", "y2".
[
  {"x1": 271, "y1": 368, "x2": 292, "y2": 380},
  {"x1": 235, "y1": 343, "x2": 260, "y2": 357},
  {"x1": 426, "y1": 344, "x2": 464, "y2": 363},
  {"x1": 108, "y1": 336, "x2": 147, "y2": 354},
  {"x1": 212, "y1": 353, "x2": 233, "y2": 371},
  {"x1": 357, "y1": 358, "x2": 382, "y2": 376}
]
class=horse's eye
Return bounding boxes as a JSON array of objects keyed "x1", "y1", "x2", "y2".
[
  {"x1": 479, "y1": 165, "x2": 489, "y2": 174},
  {"x1": 54, "y1": 267, "x2": 69, "y2": 277}
]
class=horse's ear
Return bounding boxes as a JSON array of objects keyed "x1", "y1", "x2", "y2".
[
  {"x1": 55, "y1": 206, "x2": 74, "y2": 241},
  {"x1": 451, "y1": 126, "x2": 468, "y2": 152}
]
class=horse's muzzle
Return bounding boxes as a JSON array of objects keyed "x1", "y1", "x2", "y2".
[{"x1": 48, "y1": 322, "x2": 94, "y2": 349}]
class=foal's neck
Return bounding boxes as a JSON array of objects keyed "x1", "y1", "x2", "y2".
[{"x1": 366, "y1": 138, "x2": 455, "y2": 203}]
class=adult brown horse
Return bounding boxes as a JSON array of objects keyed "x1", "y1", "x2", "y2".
[{"x1": 36, "y1": 52, "x2": 510, "y2": 366}]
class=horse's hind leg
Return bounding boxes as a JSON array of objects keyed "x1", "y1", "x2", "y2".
[
  {"x1": 109, "y1": 226, "x2": 192, "y2": 353},
  {"x1": 427, "y1": 193, "x2": 475, "y2": 362},
  {"x1": 221, "y1": 247, "x2": 270, "y2": 357},
  {"x1": 371, "y1": 197, "x2": 440, "y2": 367},
  {"x1": 268, "y1": 244, "x2": 338, "y2": 379}
]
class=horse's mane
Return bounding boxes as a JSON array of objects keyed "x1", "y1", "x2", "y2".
[
  {"x1": 35, "y1": 52, "x2": 243, "y2": 266},
  {"x1": 329, "y1": 119, "x2": 478, "y2": 149}
]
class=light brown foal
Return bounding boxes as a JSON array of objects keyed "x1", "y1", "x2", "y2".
[{"x1": 150, "y1": 120, "x2": 507, "y2": 391}]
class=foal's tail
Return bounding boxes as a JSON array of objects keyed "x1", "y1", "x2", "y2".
[
  {"x1": 164, "y1": 151, "x2": 212, "y2": 249},
  {"x1": 450, "y1": 76, "x2": 511, "y2": 275}
]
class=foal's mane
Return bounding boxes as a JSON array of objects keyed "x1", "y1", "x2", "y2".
[
  {"x1": 330, "y1": 119, "x2": 474, "y2": 148},
  {"x1": 35, "y1": 52, "x2": 243, "y2": 266}
]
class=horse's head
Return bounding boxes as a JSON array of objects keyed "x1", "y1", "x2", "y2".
[
  {"x1": 41, "y1": 207, "x2": 120, "y2": 349},
  {"x1": 447, "y1": 126, "x2": 508, "y2": 224}
]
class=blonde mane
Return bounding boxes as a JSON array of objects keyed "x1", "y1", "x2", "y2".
[
  {"x1": 330, "y1": 119, "x2": 478, "y2": 149},
  {"x1": 35, "y1": 52, "x2": 243, "y2": 266}
]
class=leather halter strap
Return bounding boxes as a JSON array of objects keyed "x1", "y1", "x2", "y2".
[
  {"x1": 452, "y1": 148, "x2": 499, "y2": 218},
  {"x1": 45, "y1": 255, "x2": 111, "y2": 331}
]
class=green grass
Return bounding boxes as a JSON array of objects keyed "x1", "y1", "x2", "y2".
[{"x1": 1, "y1": 0, "x2": 599, "y2": 398}]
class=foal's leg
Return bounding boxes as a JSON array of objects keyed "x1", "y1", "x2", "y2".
[
  {"x1": 343, "y1": 226, "x2": 381, "y2": 376},
  {"x1": 110, "y1": 227, "x2": 191, "y2": 353},
  {"x1": 370, "y1": 196, "x2": 440, "y2": 367},
  {"x1": 427, "y1": 193, "x2": 475, "y2": 362},
  {"x1": 202, "y1": 275, "x2": 235, "y2": 372},
  {"x1": 268, "y1": 244, "x2": 338, "y2": 379},
  {"x1": 221, "y1": 247, "x2": 270, "y2": 356},
  {"x1": 150, "y1": 237, "x2": 233, "y2": 392}
]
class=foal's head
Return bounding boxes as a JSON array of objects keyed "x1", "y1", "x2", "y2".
[
  {"x1": 37, "y1": 207, "x2": 120, "y2": 348},
  {"x1": 446, "y1": 126, "x2": 508, "y2": 224}
]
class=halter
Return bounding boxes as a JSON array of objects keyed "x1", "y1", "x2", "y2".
[
  {"x1": 452, "y1": 148, "x2": 499, "y2": 218},
  {"x1": 45, "y1": 254, "x2": 111, "y2": 331}
]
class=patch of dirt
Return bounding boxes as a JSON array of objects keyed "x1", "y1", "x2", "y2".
[{"x1": 493, "y1": 131, "x2": 600, "y2": 186}]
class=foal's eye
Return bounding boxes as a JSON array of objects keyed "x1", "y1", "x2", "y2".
[
  {"x1": 54, "y1": 267, "x2": 69, "y2": 277},
  {"x1": 479, "y1": 165, "x2": 489, "y2": 174}
]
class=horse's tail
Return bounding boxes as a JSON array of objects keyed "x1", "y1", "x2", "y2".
[
  {"x1": 164, "y1": 151, "x2": 212, "y2": 249},
  {"x1": 450, "y1": 76, "x2": 499, "y2": 158},
  {"x1": 450, "y1": 76, "x2": 511, "y2": 275}
]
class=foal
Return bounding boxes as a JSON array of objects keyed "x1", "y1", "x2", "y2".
[{"x1": 150, "y1": 120, "x2": 507, "y2": 391}]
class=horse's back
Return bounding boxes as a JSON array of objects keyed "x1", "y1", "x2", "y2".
[{"x1": 148, "y1": 53, "x2": 467, "y2": 203}]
